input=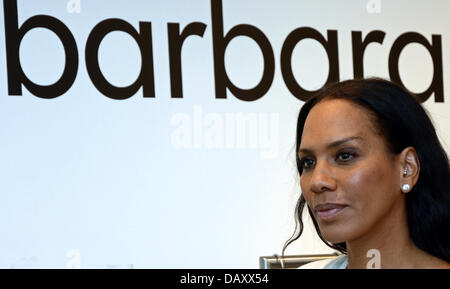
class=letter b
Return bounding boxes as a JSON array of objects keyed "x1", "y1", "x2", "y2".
[
  {"x1": 3, "y1": 0, "x2": 79, "y2": 98},
  {"x1": 211, "y1": 0, "x2": 275, "y2": 101}
]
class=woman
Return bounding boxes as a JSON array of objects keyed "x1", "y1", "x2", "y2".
[{"x1": 284, "y1": 78, "x2": 450, "y2": 269}]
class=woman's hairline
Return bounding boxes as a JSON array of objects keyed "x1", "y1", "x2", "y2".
[{"x1": 298, "y1": 96, "x2": 401, "y2": 158}]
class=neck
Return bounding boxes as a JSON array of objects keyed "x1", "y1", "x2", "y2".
[
  {"x1": 345, "y1": 200, "x2": 442, "y2": 269},
  {"x1": 346, "y1": 220, "x2": 414, "y2": 268}
]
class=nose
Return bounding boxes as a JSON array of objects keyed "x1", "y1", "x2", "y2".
[{"x1": 309, "y1": 160, "x2": 337, "y2": 193}]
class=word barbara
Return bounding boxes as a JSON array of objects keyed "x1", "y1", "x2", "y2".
[{"x1": 2, "y1": 0, "x2": 444, "y2": 102}]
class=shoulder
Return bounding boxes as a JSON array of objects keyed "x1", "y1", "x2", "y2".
[{"x1": 297, "y1": 255, "x2": 348, "y2": 269}]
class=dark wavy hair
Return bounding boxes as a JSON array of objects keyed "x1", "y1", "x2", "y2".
[{"x1": 282, "y1": 78, "x2": 450, "y2": 262}]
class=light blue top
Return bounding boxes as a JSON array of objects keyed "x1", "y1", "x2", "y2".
[
  {"x1": 324, "y1": 255, "x2": 348, "y2": 269},
  {"x1": 297, "y1": 254, "x2": 348, "y2": 269}
]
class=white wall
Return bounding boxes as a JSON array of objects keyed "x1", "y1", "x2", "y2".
[{"x1": 0, "y1": 0, "x2": 449, "y2": 268}]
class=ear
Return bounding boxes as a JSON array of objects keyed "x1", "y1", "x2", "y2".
[{"x1": 398, "y1": 146, "x2": 420, "y2": 193}]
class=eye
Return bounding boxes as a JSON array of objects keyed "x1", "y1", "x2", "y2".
[
  {"x1": 336, "y1": 151, "x2": 356, "y2": 162},
  {"x1": 300, "y1": 157, "x2": 316, "y2": 170}
]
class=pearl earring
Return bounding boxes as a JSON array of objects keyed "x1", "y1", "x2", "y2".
[
  {"x1": 402, "y1": 184, "x2": 410, "y2": 192},
  {"x1": 403, "y1": 168, "x2": 408, "y2": 176}
]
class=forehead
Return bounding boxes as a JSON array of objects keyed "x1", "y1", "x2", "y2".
[{"x1": 300, "y1": 99, "x2": 378, "y2": 149}]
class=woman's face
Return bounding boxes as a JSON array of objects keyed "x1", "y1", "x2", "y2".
[{"x1": 298, "y1": 98, "x2": 405, "y2": 243}]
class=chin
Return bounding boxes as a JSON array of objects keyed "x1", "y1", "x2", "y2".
[
  {"x1": 318, "y1": 223, "x2": 351, "y2": 244},
  {"x1": 321, "y1": 232, "x2": 346, "y2": 244}
]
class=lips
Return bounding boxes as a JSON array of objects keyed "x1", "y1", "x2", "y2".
[{"x1": 314, "y1": 203, "x2": 347, "y2": 221}]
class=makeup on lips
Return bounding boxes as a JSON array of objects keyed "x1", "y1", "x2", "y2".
[{"x1": 314, "y1": 203, "x2": 348, "y2": 221}]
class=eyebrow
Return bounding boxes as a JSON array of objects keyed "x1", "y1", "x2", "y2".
[{"x1": 299, "y1": 136, "x2": 363, "y2": 155}]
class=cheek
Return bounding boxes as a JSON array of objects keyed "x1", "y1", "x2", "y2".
[
  {"x1": 343, "y1": 168, "x2": 378, "y2": 212},
  {"x1": 300, "y1": 176, "x2": 313, "y2": 204},
  {"x1": 342, "y1": 162, "x2": 398, "y2": 222},
  {"x1": 344, "y1": 166, "x2": 380, "y2": 198}
]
